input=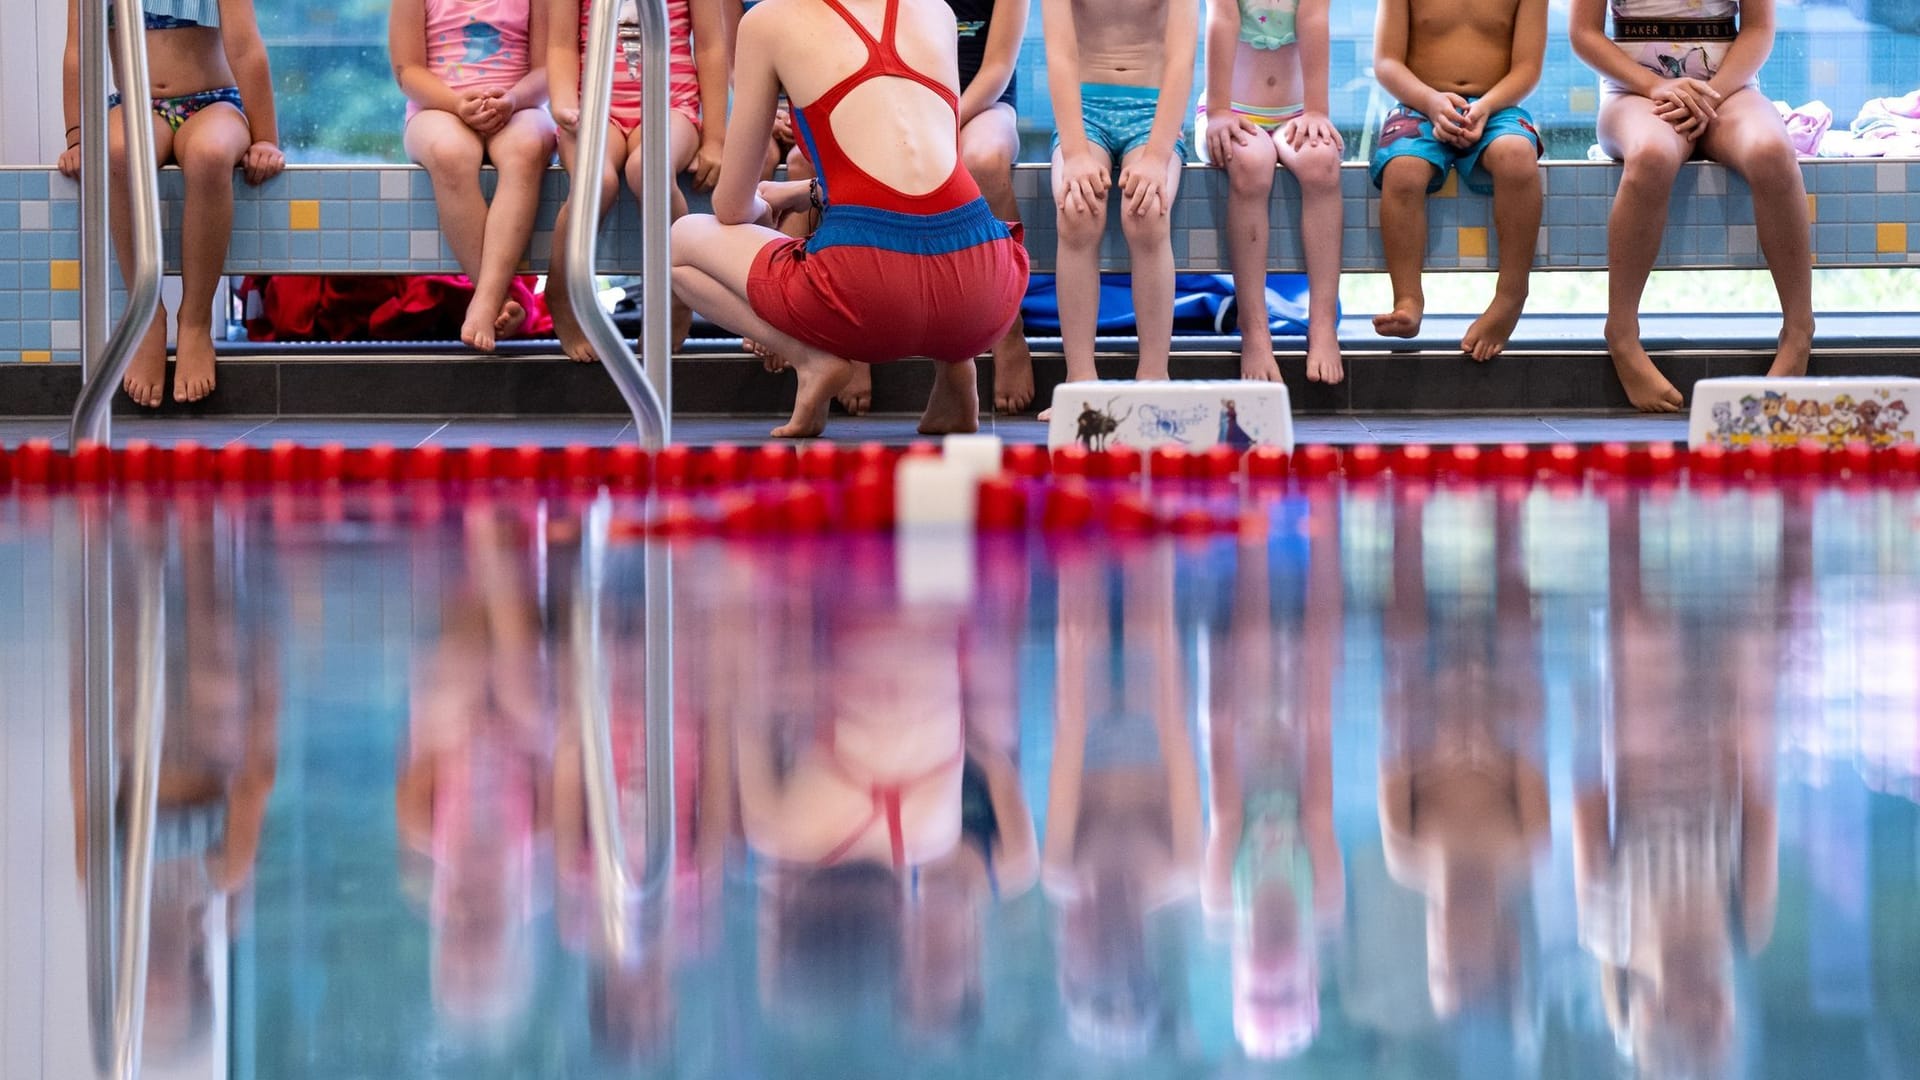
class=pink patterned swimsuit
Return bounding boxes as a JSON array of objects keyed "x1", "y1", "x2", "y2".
[
  {"x1": 581, "y1": 0, "x2": 703, "y2": 135},
  {"x1": 411, "y1": 0, "x2": 534, "y2": 119}
]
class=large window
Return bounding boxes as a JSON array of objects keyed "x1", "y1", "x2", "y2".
[{"x1": 261, "y1": 0, "x2": 1920, "y2": 163}]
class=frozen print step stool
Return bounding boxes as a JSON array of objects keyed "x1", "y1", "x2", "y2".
[
  {"x1": 1045, "y1": 380, "x2": 1295, "y2": 454},
  {"x1": 1689, "y1": 377, "x2": 1920, "y2": 450}
]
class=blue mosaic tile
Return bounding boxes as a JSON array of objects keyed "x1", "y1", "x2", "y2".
[
  {"x1": 349, "y1": 201, "x2": 381, "y2": 229},
  {"x1": 18, "y1": 173, "x2": 49, "y2": 199},
  {"x1": 321, "y1": 172, "x2": 352, "y2": 199},
  {"x1": 51, "y1": 293, "x2": 79, "y2": 319},
  {"x1": 0, "y1": 173, "x2": 18, "y2": 200},
  {"x1": 22, "y1": 323, "x2": 50, "y2": 349},
  {"x1": 380, "y1": 231, "x2": 410, "y2": 260},
  {"x1": 380, "y1": 200, "x2": 410, "y2": 229},
  {"x1": 0, "y1": 294, "x2": 18, "y2": 320},
  {"x1": 351, "y1": 172, "x2": 381, "y2": 199},
  {"x1": 0, "y1": 325, "x2": 18, "y2": 350},
  {"x1": 21, "y1": 234, "x2": 48, "y2": 260},
  {"x1": 320, "y1": 231, "x2": 350, "y2": 260}
]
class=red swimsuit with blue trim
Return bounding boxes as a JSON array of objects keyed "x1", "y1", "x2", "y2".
[{"x1": 745, "y1": 0, "x2": 1029, "y2": 365}]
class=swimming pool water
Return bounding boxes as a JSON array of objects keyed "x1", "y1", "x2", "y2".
[{"x1": 3, "y1": 478, "x2": 1919, "y2": 1078}]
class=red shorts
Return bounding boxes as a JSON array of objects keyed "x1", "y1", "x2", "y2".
[{"x1": 746, "y1": 202, "x2": 1028, "y2": 365}]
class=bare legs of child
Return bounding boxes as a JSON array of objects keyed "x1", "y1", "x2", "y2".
[
  {"x1": 1599, "y1": 88, "x2": 1812, "y2": 412},
  {"x1": 1041, "y1": 144, "x2": 1182, "y2": 421},
  {"x1": 1374, "y1": 143, "x2": 1538, "y2": 364},
  {"x1": 1460, "y1": 139, "x2": 1539, "y2": 363},
  {"x1": 1224, "y1": 126, "x2": 1345, "y2": 384},
  {"x1": 406, "y1": 108, "x2": 557, "y2": 352},
  {"x1": 671, "y1": 215, "x2": 979, "y2": 438},
  {"x1": 110, "y1": 103, "x2": 251, "y2": 406},
  {"x1": 550, "y1": 115, "x2": 698, "y2": 362}
]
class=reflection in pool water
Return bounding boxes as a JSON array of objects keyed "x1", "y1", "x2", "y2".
[{"x1": 3, "y1": 481, "x2": 1918, "y2": 1077}]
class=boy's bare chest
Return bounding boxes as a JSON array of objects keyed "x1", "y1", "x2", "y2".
[{"x1": 1410, "y1": 0, "x2": 1518, "y2": 37}]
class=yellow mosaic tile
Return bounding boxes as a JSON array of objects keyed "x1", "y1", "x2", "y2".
[
  {"x1": 50, "y1": 260, "x2": 81, "y2": 291},
  {"x1": 1806, "y1": 194, "x2": 1817, "y2": 222},
  {"x1": 1879, "y1": 223, "x2": 1908, "y2": 254},
  {"x1": 1458, "y1": 226, "x2": 1488, "y2": 259},
  {"x1": 289, "y1": 200, "x2": 321, "y2": 231},
  {"x1": 21, "y1": 351, "x2": 52, "y2": 364},
  {"x1": 1437, "y1": 172, "x2": 1459, "y2": 199}
]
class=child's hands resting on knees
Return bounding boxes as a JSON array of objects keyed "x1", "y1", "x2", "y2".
[
  {"x1": 1205, "y1": 113, "x2": 1264, "y2": 166},
  {"x1": 1650, "y1": 78, "x2": 1720, "y2": 139},
  {"x1": 1424, "y1": 91, "x2": 1471, "y2": 147},
  {"x1": 1284, "y1": 111, "x2": 1344, "y2": 153},
  {"x1": 1055, "y1": 149, "x2": 1110, "y2": 215},
  {"x1": 1119, "y1": 149, "x2": 1172, "y2": 217},
  {"x1": 1456, "y1": 99, "x2": 1493, "y2": 146},
  {"x1": 242, "y1": 142, "x2": 285, "y2": 186},
  {"x1": 459, "y1": 88, "x2": 511, "y2": 135}
]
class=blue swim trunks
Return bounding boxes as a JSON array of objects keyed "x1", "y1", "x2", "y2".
[
  {"x1": 1052, "y1": 82, "x2": 1191, "y2": 162},
  {"x1": 1368, "y1": 99, "x2": 1541, "y2": 195}
]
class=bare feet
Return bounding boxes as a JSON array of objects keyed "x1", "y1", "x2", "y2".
[
  {"x1": 551, "y1": 293, "x2": 598, "y2": 363},
  {"x1": 461, "y1": 297, "x2": 501, "y2": 352},
  {"x1": 1606, "y1": 321, "x2": 1684, "y2": 413},
  {"x1": 917, "y1": 359, "x2": 980, "y2": 435},
  {"x1": 1239, "y1": 327, "x2": 1282, "y2": 382},
  {"x1": 837, "y1": 362, "x2": 873, "y2": 415},
  {"x1": 772, "y1": 351, "x2": 854, "y2": 438},
  {"x1": 495, "y1": 299, "x2": 527, "y2": 341},
  {"x1": 745, "y1": 338, "x2": 789, "y2": 373},
  {"x1": 1306, "y1": 329, "x2": 1345, "y2": 384},
  {"x1": 1461, "y1": 291, "x2": 1526, "y2": 363},
  {"x1": 122, "y1": 311, "x2": 169, "y2": 408},
  {"x1": 1372, "y1": 297, "x2": 1424, "y2": 339},
  {"x1": 1767, "y1": 318, "x2": 1814, "y2": 378},
  {"x1": 172, "y1": 318, "x2": 217, "y2": 404},
  {"x1": 991, "y1": 321, "x2": 1035, "y2": 414}
]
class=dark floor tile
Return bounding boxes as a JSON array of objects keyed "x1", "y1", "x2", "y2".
[
  {"x1": 277, "y1": 360, "x2": 628, "y2": 415},
  {"x1": 1347, "y1": 353, "x2": 1534, "y2": 411},
  {"x1": 103, "y1": 362, "x2": 281, "y2": 417},
  {"x1": 0, "y1": 366, "x2": 84, "y2": 417}
]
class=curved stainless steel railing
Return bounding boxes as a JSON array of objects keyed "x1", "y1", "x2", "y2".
[
  {"x1": 80, "y1": 512, "x2": 167, "y2": 1080},
  {"x1": 567, "y1": 0, "x2": 674, "y2": 449},
  {"x1": 70, "y1": 0, "x2": 166, "y2": 447},
  {"x1": 573, "y1": 496, "x2": 675, "y2": 962}
]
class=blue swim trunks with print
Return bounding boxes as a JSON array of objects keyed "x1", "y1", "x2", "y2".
[{"x1": 1368, "y1": 99, "x2": 1541, "y2": 195}]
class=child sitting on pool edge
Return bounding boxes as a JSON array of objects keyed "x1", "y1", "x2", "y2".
[
  {"x1": 1040, "y1": 0, "x2": 1198, "y2": 420},
  {"x1": 546, "y1": 0, "x2": 735, "y2": 362},
  {"x1": 1370, "y1": 0, "x2": 1545, "y2": 362},
  {"x1": 391, "y1": 0, "x2": 557, "y2": 352},
  {"x1": 1199, "y1": 0, "x2": 1345, "y2": 385},
  {"x1": 59, "y1": 0, "x2": 286, "y2": 407}
]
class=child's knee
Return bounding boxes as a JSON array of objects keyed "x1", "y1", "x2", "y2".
[
  {"x1": 1379, "y1": 156, "x2": 1434, "y2": 197},
  {"x1": 1118, "y1": 206, "x2": 1171, "y2": 245},
  {"x1": 177, "y1": 136, "x2": 242, "y2": 180},
  {"x1": 1290, "y1": 143, "x2": 1342, "y2": 192},
  {"x1": 1480, "y1": 139, "x2": 1540, "y2": 186},
  {"x1": 417, "y1": 136, "x2": 483, "y2": 177},
  {"x1": 1742, "y1": 137, "x2": 1802, "y2": 183},
  {"x1": 1226, "y1": 146, "x2": 1278, "y2": 195},
  {"x1": 961, "y1": 139, "x2": 1014, "y2": 183},
  {"x1": 1056, "y1": 200, "x2": 1107, "y2": 245}
]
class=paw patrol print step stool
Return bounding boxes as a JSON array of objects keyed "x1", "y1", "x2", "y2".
[
  {"x1": 1689, "y1": 377, "x2": 1920, "y2": 451},
  {"x1": 1046, "y1": 380, "x2": 1295, "y2": 454}
]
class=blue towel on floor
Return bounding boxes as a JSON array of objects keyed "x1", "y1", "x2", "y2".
[{"x1": 1019, "y1": 274, "x2": 1324, "y2": 336}]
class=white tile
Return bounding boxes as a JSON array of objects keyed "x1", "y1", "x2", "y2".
[
  {"x1": 18, "y1": 201, "x2": 47, "y2": 229},
  {"x1": 380, "y1": 170, "x2": 410, "y2": 199},
  {"x1": 410, "y1": 229, "x2": 441, "y2": 260},
  {"x1": 1878, "y1": 162, "x2": 1905, "y2": 193},
  {"x1": 1727, "y1": 225, "x2": 1757, "y2": 257},
  {"x1": 1694, "y1": 166, "x2": 1726, "y2": 197},
  {"x1": 1536, "y1": 227, "x2": 1549, "y2": 255},
  {"x1": 50, "y1": 321, "x2": 79, "y2": 349}
]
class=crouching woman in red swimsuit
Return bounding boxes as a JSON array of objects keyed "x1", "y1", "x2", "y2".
[{"x1": 671, "y1": 0, "x2": 1030, "y2": 438}]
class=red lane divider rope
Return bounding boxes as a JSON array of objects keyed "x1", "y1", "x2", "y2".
[{"x1": 4, "y1": 438, "x2": 1918, "y2": 537}]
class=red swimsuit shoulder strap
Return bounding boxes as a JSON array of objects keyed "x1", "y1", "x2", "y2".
[{"x1": 814, "y1": 0, "x2": 885, "y2": 53}]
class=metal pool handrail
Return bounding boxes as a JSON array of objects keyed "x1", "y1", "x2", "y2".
[
  {"x1": 69, "y1": 0, "x2": 165, "y2": 448},
  {"x1": 574, "y1": 496, "x2": 675, "y2": 963},
  {"x1": 566, "y1": 0, "x2": 673, "y2": 450},
  {"x1": 81, "y1": 513, "x2": 167, "y2": 1080}
]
